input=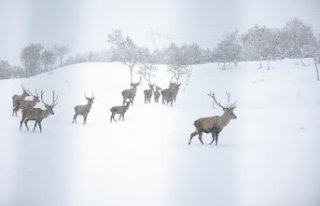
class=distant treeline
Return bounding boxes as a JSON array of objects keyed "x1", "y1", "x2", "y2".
[{"x1": 1, "y1": 17, "x2": 319, "y2": 79}]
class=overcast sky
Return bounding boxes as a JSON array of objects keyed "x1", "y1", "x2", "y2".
[{"x1": 1, "y1": 0, "x2": 319, "y2": 65}]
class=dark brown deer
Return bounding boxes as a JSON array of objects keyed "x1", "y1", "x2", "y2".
[
  {"x1": 189, "y1": 91, "x2": 237, "y2": 145},
  {"x1": 12, "y1": 84, "x2": 30, "y2": 108},
  {"x1": 20, "y1": 91, "x2": 58, "y2": 132},
  {"x1": 143, "y1": 83, "x2": 154, "y2": 104},
  {"x1": 153, "y1": 85, "x2": 161, "y2": 103},
  {"x1": 13, "y1": 90, "x2": 41, "y2": 116},
  {"x1": 110, "y1": 101, "x2": 131, "y2": 122},
  {"x1": 72, "y1": 93, "x2": 95, "y2": 124},
  {"x1": 122, "y1": 77, "x2": 141, "y2": 105}
]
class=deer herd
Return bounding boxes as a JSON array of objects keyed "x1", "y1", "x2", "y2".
[{"x1": 11, "y1": 81, "x2": 237, "y2": 146}]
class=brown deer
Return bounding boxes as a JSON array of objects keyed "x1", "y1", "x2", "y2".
[
  {"x1": 143, "y1": 83, "x2": 154, "y2": 104},
  {"x1": 189, "y1": 91, "x2": 237, "y2": 145},
  {"x1": 13, "y1": 89, "x2": 41, "y2": 116},
  {"x1": 20, "y1": 91, "x2": 58, "y2": 132},
  {"x1": 122, "y1": 77, "x2": 141, "y2": 105},
  {"x1": 153, "y1": 85, "x2": 162, "y2": 103},
  {"x1": 12, "y1": 84, "x2": 30, "y2": 108},
  {"x1": 110, "y1": 100, "x2": 131, "y2": 122},
  {"x1": 72, "y1": 93, "x2": 95, "y2": 124},
  {"x1": 161, "y1": 82, "x2": 181, "y2": 106}
]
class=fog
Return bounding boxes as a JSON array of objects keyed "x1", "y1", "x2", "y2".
[{"x1": 0, "y1": 0, "x2": 319, "y2": 64}]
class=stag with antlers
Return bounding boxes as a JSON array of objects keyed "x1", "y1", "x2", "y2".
[
  {"x1": 20, "y1": 91, "x2": 58, "y2": 133},
  {"x1": 12, "y1": 89, "x2": 41, "y2": 116},
  {"x1": 189, "y1": 91, "x2": 237, "y2": 145},
  {"x1": 12, "y1": 84, "x2": 30, "y2": 109},
  {"x1": 72, "y1": 93, "x2": 95, "y2": 124}
]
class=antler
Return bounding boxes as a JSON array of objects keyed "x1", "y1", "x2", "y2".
[
  {"x1": 208, "y1": 91, "x2": 227, "y2": 110},
  {"x1": 225, "y1": 91, "x2": 237, "y2": 109},
  {"x1": 28, "y1": 89, "x2": 39, "y2": 97},
  {"x1": 84, "y1": 92, "x2": 95, "y2": 99},
  {"x1": 208, "y1": 91, "x2": 237, "y2": 110},
  {"x1": 41, "y1": 91, "x2": 58, "y2": 106}
]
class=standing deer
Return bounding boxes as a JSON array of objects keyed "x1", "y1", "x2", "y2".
[
  {"x1": 20, "y1": 91, "x2": 58, "y2": 132},
  {"x1": 143, "y1": 83, "x2": 154, "y2": 104},
  {"x1": 189, "y1": 91, "x2": 237, "y2": 145},
  {"x1": 12, "y1": 84, "x2": 30, "y2": 108},
  {"x1": 110, "y1": 100, "x2": 131, "y2": 122},
  {"x1": 122, "y1": 77, "x2": 141, "y2": 105},
  {"x1": 13, "y1": 90, "x2": 41, "y2": 116},
  {"x1": 153, "y1": 85, "x2": 162, "y2": 103},
  {"x1": 72, "y1": 93, "x2": 95, "y2": 124},
  {"x1": 161, "y1": 82, "x2": 181, "y2": 106}
]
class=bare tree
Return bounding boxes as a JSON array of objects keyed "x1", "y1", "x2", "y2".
[
  {"x1": 189, "y1": 91, "x2": 237, "y2": 145},
  {"x1": 20, "y1": 44, "x2": 43, "y2": 77},
  {"x1": 54, "y1": 45, "x2": 71, "y2": 66},
  {"x1": 108, "y1": 30, "x2": 144, "y2": 83}
]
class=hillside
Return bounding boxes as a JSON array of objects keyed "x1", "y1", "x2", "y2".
[{"x1": 0, "y1": 59, "x2": 319, "y2": 206}]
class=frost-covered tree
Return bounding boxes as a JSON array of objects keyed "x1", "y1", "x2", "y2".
[
  {"x1": 138, "y1": 50, "x2": 158, "y2": 84},
  {"x1": 54, "y1": 45, "x2": 70, "y2": 66},
  {"x1": 108, "y1": 30, "x2": 144, "y2": 83},
  {"x1": 283, "y1": 18, "x2": 317, "y2": 64},
  {"x1": 41, "y1": 48, "x2": 57, "y2": 71},
  {"x1": 215, "y1": 30, "x2": 242, "y2": 70},
  {"x1": 166, "y1": 43, "x2": 191, "y2": 83},
  {"x1": 20, "y1": 44, "x2": 43, "y2": 77},
  {"x1": 242, "y1": 25, "x2": 271, "y2": 68}
]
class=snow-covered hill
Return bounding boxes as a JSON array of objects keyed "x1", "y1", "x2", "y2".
[{"x1": 0, "y1": 59, "x2": 319, "y2": 206}]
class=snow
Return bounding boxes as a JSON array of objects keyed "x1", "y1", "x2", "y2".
[{"x1": 0, "y1": 59, "x2": 320, "y2": 206}]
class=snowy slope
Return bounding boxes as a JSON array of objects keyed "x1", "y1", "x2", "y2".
[{"x1": 0, "y1": 59, "x2": 319, "y2": 206}]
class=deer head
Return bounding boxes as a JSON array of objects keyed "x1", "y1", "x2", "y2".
[
  {"x1": 85, "y1": 92, "x2": 95, "y2": 104},
  {"x1": 208, "y1": 91, "x2": 237, "y2": 119},
  {"x1": 28, "y1": 89, "x2": 41, "y2": 103}
]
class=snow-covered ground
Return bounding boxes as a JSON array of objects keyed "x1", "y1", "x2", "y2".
[{"x1": 0, "y1": 59, "x2": 319, "y2": 206}]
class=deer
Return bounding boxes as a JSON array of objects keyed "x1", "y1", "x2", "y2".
[
  {"x1": 12, "y1": 84, "x2": 30, "y2": 109},
  {"x1": 121, "y1": 77, "x2": 141, "y2": 105},
  {"x1": 72, "y1": 93, "x2": 95, "y2": 124},
  {"x1": 110, "y1": 100, "x2": 131, "y2": 122},
  {"x1": 143, "y1": 83, "x2": 154, "y2": 104},
  {"x1": 20, "y1": 91, "x2": 58, "y2": 133},
  {"x1": 189, "y1": 91, "x2": 237, "y2": 146},
  {"x1": 161, "y1": 82, "x2": 181, "y2": 106},
  {"x1": 153, "y1": 85, "x2": 162, "y2": 103},
  {"x1": 12, "y1": 89, "x2": 41, "y2": 116}
]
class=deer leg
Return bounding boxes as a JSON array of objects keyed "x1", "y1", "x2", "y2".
[
  {"x1": 32, "y1": 121, "x2": 37, "y2": 132},
  {"x1": 38, "y1": 121, "x2": 42, "y2": 133},
  {"x1": 24, "y1": 119, "x2": 29, "y2": 131},
  {"x1": 20, "y1": 119, "x2": 24, "y2": 130},
  {"x1": 83, "y1": 115, "x2": 87, "y2": 124},
  {"x1": 210, "y1": 132, "x2": 216, "y2": 145},
  {"x1": 215, "y1": 133, "x2": 219, "y2": 146},
  {"x1": 72, "y1": 114, "x2": 77, "y2": 123},
  {"x1": 189, "y1": 131, "x2": 199, "y2": 145},
  {"x1": 198, "y1": 132, "x2": 204, "y2": 144}
]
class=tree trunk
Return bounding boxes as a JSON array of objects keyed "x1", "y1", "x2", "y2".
[
  {"x1": 223, "y1": 62, "x2": 226, "y2": 70},
  {"x1": 314, "y1": 58, "x2": 319, "y2": 81},
  {"x1": 129, "y1": 66, "x2": 133, "y2": 84}
]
